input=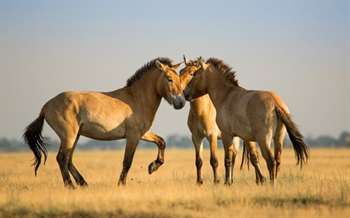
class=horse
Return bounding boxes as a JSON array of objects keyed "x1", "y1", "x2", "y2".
[
  {"x1": 182, "y1": 57, "x2": 309, "y2": 185},
  {"x1": 23, "y1": 57, "x2": 185, "y2": 188},
  {"x1": 180, "y1": 57, "x2": 264, "y2": 185}
]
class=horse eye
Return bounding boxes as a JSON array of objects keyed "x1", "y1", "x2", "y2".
[{"x1": 167, "y1": 78, "x2": 173, "y2": 82}]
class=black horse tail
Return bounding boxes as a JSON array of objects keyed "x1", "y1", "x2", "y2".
[
  {"x1": 240, "y1": 141, "x2": 250, "y2": 170},
  {"x1": 275, "y1": 106, "x2": 309, "y2": 168},
  {"x1": 23, "y1": 109, "x2": 47, "y2": 176}
]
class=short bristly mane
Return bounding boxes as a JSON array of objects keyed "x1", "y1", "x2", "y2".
[
  {"x1": 206, "y1": 58, "x2": 239, "y2": 86},
  {"x1": 126, "y1": 57, "x2": 173, "y2": 87}
]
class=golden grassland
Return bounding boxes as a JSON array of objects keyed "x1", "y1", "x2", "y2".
[{"x1": 0, "y1": 148, "x2": 349, "y2": 218}]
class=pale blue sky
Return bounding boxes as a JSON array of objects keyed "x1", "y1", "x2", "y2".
[{"x1": 0, "y1": 0, "x2": 348, "y2": 140}]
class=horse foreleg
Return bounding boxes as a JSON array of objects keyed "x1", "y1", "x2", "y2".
[
  {"x1": 118, "y1": 136, "x2": 139, "y2": 186},
  {"x1": 208, "y1": 135, "x2": 219, "y2": 184},
  {"x1": 192, "y1": 134, "x2": 204, "y2": 185},
  {"x1": 222, "y1": 133, "x2": 234, "y2": 185},
  {"x1": 141, "y1": 132, "x2": 166, "y2": 174}
]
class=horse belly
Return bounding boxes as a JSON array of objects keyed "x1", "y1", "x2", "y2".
[
  {"x1": 79, "y1": 112, "x2": 128, "y2": 141},
  {"x1": 216, "y1": 112, "x2": 253, "y2": 140}
]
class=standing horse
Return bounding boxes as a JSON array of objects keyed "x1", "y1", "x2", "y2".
[
  {"x1": 23, "y1": 57, "x2": 185, "y2": 188},
  {"x1": 183, "y1": 57, "x2": 309, "y2": 185},
  {"x1": 180, "y1": 57, "x2": 264, "y2": 185}
]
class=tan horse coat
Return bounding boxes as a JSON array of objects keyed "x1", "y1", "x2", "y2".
[
  {"x1": 180, "y1": 60, "x2": 239, "y2": 184},
  {"x1": 183, "y1": 57, "x2": 309, "y2": 185},
  {"x1": 24, "y1": 58, "x2": 185, "y2": 188}
]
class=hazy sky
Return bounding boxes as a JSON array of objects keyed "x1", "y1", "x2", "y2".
[{"x1": 0, "y1": 0, "x2": 348, "y2": 141}]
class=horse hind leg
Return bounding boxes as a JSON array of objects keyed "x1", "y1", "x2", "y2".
[
  {"x1": 68, "y1": 135, "x2": 88, "y2": 187},
  {"x1": 257, "y1": 134, "x2": 276, "y2": 185},
  {"x1": 274, "y1": 124, "x2": 286, "y2": 178},
  {"x1": 57, "y1": 139, "x2": 76, "y2": 189},
  {"x1": 245, "y1": 141, "x2": 266, "y2": 185}
]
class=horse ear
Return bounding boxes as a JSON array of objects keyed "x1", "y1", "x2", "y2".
[
  {"x1": 171, "y1": 62, "x2": 182, "y2": 70},
  {"x1": 198, "y1": 57, "x2": 208, "y2": 70},
  {"x1": 183, "y1": 55, "x2": 188, "y2": 65},
  {"x1": 155, "y1": 60, "x2": 166, "y2": 72}
]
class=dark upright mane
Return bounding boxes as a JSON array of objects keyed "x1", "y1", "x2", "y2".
[
  {"x1": 126, "y1": 57, "x2": 173, "y2": 87},
  {"x1": 206, "y1": 58, "x2": 239, "y2": 86}
]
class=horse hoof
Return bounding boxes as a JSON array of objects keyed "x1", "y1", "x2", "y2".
[
  {"x1": 65, "y1": 183, "x2": 76, "y2": 190},
  {"x1": 196, "y1": 180, "x2": 203, "y2": 185},
  {"x1": 214, "y1": 179, "x2": 220, "y2": 184},
  {"x1": 117, "y1": 179, "x2": 126, "y2": 186},
  {"x1": 224, "y1": 181, "x2": 232, "y2": 186},
  {"x1": 78, "y1": 182, "x2": 88, "y2": 188},
  {"x1": 148, "y1": 162, "x2": 158, "y2": 174}
]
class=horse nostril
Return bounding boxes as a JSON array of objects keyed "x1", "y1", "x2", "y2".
[{"x1": 184, "y1": 92, "x2": 190, "y2": 100}]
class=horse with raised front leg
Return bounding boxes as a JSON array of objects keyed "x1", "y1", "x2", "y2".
[{"x1": 23, "y1": 57, "x2": 185, "y2": 188}]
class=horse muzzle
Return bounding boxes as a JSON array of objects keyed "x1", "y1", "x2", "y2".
[
  {"x1": 173, "y1": 95, "x2": 186, "y2": 109},
  {"x1": 183, "y1": 89, "x2": 193, "y2": 101}
]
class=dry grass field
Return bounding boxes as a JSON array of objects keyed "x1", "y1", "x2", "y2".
[{"x1": 0, "y1": 148, "x2": 349, "y2": 218}]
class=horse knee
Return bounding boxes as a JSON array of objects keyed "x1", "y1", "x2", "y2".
[
  {"x1": 196, "y1": 158, "x2": 203, "y2": 169},
  {"x1": 210, "y1": 157, "x2": 218, "y2": 168}
]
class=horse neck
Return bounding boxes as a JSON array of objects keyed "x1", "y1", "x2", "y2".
[
  {"x1": 206, "y1": 69, "x2": 243, "y2": 109},
  {"x1": 190, "y1": 95, "x2": 210, "y2": 113},
  {"x1": 127, "y1": 70, "x2": 163, "y2": 117}
]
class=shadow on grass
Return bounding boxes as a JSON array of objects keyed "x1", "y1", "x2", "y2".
[
  {"x1": 253, "y1": 196, "x2": 349, "y2": 207},
  {"x1": 0, "y1": 206, "x2": 174, "y2": 218}
]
